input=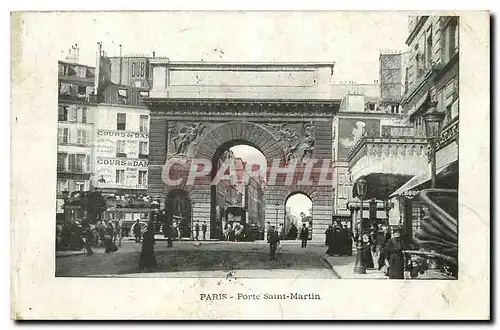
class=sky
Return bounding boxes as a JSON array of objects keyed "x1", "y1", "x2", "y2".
[{"x1": 52, "y1": 11, "x2": 409, "y2": 84}]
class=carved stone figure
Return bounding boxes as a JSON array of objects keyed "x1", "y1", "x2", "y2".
[
  {"x1": 171, "y1": 122, "x2": 206, "y2": 156},
  {"x1": 299, "y1": 121, "x2": 315, "y2": 163},
  {"x1": 283, "y1": 142, "x2": 299, "y2": 165}
]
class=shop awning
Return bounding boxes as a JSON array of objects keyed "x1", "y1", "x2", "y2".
[
  {"x1": 389, "y1": 171, "x2": 431, "y2": 198},
  {"x1": 390, "y1": 161, "x2": 458, "y2": 198}
]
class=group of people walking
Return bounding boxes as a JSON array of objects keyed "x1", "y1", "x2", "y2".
[
  {"x1": 325, "y1": 223, "x2": 405, "y2": 279},
  {"x1": 223, "y1": 222, "x2": 244, "y2": 241},
  {"x1": 56, "y1": 219, "x2": 120, "y2": 256},
  {"x1": 324, "y1": 223, "x2": 353, "y2": 256}
]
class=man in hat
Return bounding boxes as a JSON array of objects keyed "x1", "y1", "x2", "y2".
[
  {"x1": 133, "y1": 219, "x2": 142, "y2": 243},
  {"x1": 299, "y1": 223, "x2": 309, "y2": 248},
  {"x1": 267, "y1": 225, "x2": 280, "y2": 260}
]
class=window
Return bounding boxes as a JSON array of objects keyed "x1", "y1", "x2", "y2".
[
  {"x1": 58, "y1": 127, "x2": 70, "y2": 144},
  {"x1": 138, "y1": 171, "x2": 147, "y2": 185},
  {"x1": 443, "y1": 18, "x2": 458, "y2": 63},
  {"x1": 140, "y1": 115, "x2": 149, "y2": 133},
  {"x1": 75, "y1": 181, "x2": 85, "y2": 191},
  {"x1": 58, "y1": 106, "x2": 68, "y2": 121},
  {"x1": 139, "y1": 141, "x2": 148, "y2": 158},
  {"x1": 117, "y1": 89, "x2": 128, "y2": 103},
  {"x1": 77, "y1": 85, "x2": 87, "y2": 98},
  {"x1": 67, "y1": 106, "x2": 77, "y2": 122},
  {"x1": 412, "y1": 204, "x2": 426, "y2": 238},
  {"x1": 57, "y1": 153, "x2": 67, "y2": 171},
  {"x1": 77, "y1": 66, "x2": 87, "y2": 78},
  {"x1": 56, "y1": 179, "x2": 67, "y2": 195},
  {"x1": 426, "y1": 28, "x2": 433, "y2": 68},
  {"x1": 116, "y1": 170, "x2": 125, "y2": 185},
  {"x1": 368, "y1": 103, "x2": 375, "y2": 111},
  {"x1": 117, "y1": 113, "x2": 126, "y2": 130},
  {"x1": 77, "y1": 107, "x2": 87, "y2": 123},
  {"x1": 68, "y1": 154, "x2": 87, "y2": 172},
  {"x1": 445, "y1": 104, "x2": 452, "y2": 125},
  {"x1": 58, "y1": 63, "x2": 66, "y2": 76},
  {"x1": 116, "y1": 140, "x2": 126, "y2": 157},
  {"x1": 76, "y1": 129, "x2": 88, "y2": 145}
]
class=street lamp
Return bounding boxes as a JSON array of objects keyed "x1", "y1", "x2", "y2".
[
  {"x1": 353, "y1": 178, "x2": 368, "y2": 274},
  {"x1": 423, "y1": 104, "x2": 445, "y2": 188},
  {"x1": 274, "y1": 201, "x2": 280, "y2": 228},
  {"x1": 190, "y1": 202, "x2": 194, "y2": 241}
]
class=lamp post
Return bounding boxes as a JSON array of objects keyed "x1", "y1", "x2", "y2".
[
  {"x1": 274, "y1": 201, "x2": 280, "y2": 229},
  {"x1": 353, "y1": 178, "x2": 368, "y2": 274},
  {"x1": 423, "y1": 105, "x2": 445, "y2": 188},
  {"x1": 190, "y1": 202, "x2": 194, "y2": 241}
]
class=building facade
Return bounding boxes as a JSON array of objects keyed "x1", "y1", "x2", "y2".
[
  {"x1": 56, "y1": 59, "x2": 98, "y2": 222},
  {"x1": 346, "y1": 15, "x2": 459, "y2": 243},
  {"x1": 392, "y1": 15, "x2": 459, "y2": 239}
]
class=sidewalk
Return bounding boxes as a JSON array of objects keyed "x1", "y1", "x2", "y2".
[{"x1": 322, "y1": 253, "x2": 388, "y2": 279}]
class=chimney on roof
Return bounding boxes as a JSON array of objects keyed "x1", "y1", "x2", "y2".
[
  {"x1": 95, "y1": 42, "x2": 102, "y2": 96},
  {"x1": 74, "y1": 44, "x2": 79, "y2": 63}
]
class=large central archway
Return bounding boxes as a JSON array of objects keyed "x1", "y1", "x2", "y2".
[
  {"x1": 210, "y1": 141, "x2": 267, "y2": 240},
  {"x1": 154, "y1": 117, "x2": 334, "y2": 241}
]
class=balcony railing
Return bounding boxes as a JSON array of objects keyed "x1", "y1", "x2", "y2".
[{"x1": 57, "y1": 165, "x2": 91, "y2": 174}]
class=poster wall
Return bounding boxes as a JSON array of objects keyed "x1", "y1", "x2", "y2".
[{"x1": 95, "y1": 129, "x2": 149, "y2": 190}]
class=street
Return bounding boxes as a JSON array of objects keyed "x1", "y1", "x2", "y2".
[{"x1": 56, "y1": 240, "x2": 339, "y2": 278}]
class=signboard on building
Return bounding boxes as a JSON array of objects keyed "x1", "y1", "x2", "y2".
[
  {"x1": 96, "y1": 158, "x2": 148, "y2": 190},
  {"x1": 95, "y1": 129, "x2": 149, "y2": 190}
]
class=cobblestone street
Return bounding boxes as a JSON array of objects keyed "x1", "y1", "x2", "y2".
[{"x1": 56, "y1": 240, "x2": 340, "y2": 278}]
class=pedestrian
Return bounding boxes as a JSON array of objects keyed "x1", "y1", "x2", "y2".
[
  {"x1": 343, "y1": 225, "x2": 353, "y2": 256},
  {"x1": 164, "y1": 222, "x2": 173, "y2": 248},
  {"x1": 139, "y1": 222, "x2": 157, "y2": 269},
  {"x1": 133, "y1": 219, "x2": 142, "y2": 243},
  {"x1": 325, "y1": 225, "x2": 334, "y2": 255},
  {"x1": 202, "y1": 221, "x2": 207, "y2": 240},
  {"x1": 287, "y1": 223, "x2": 298, "y2": 240},
  {"x1": 81, "y1": 221, "x2": 94, "y2": 256},
  {"x1": 332, "y1": 224, "x2": 343, "y2": 255},
  {"x1": 195, "y1": 222, "x2": 200, "y2": 240},
  {"x1": 361, "y1": 233, "x2": 374, "y2": 269},
  {"x1": 266, "y1": 221, "x2": 271, "y2": 238},
  {"x1": 267, "y1": 225, "x2": 280, "y2": 260},
  {"x1": 299, "y1": 223, "x2": 309, "y2": 248},
  {"x1": 104, "y1": 221, "x2": 119, "y2": 253},
  {"x1": 385, "y1": 228, "x2": 404, "y2": 279},
  {"x1": 378, "y1": 227, "x2": 392, "y2": 271}
]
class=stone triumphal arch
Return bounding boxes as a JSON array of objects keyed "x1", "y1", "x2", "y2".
[{"x1": 143, "y1": 61, "x2": 341, "y2": 241}]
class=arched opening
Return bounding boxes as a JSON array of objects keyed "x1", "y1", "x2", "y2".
[
  {"x1": 165, "y1": 189, "x2": 192, "y2": 239},
  {"x1": 211, "y1": 141, "x2": 267, "y2": 241},
  {"x1": 284, "y1": 192, "x2": 313, "y2": 240}
]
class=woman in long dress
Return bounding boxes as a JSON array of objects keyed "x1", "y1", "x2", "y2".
[
  {"x1": 140, "y1": 222, "x2": 157, "y2": 269},
  {"x1": 361, "y1": 233, "x2": 375, "y2": 269},
  {"x1": 385, "y1": 229, "x2": 404, "y2": 279}
]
